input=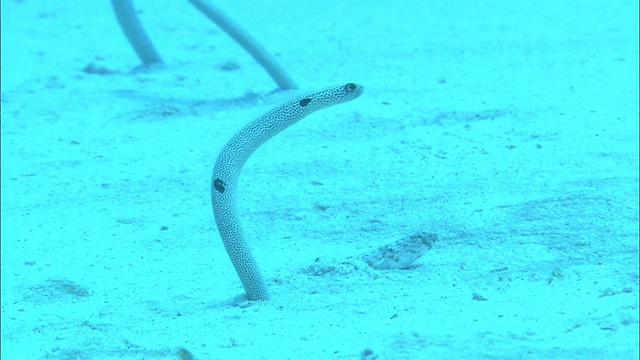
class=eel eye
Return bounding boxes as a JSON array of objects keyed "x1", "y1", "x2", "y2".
[{"x1": 345, "y1": 83, "x2": 357, "y2": 92}]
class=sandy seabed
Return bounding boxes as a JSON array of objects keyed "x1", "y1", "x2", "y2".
[{"x1": 1, "y1": 0, "x2": 638, "y2": 359}]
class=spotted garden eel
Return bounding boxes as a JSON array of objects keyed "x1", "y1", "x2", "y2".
[{"x1": 212, "y1": 83, "x2": 364, "y2": 301}]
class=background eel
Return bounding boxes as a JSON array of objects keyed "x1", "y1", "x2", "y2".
[
  {"x1": 111, "y1": 0, "x2": 162, "y2": 64},
  {"x1": 212, "y1": 83, "x2": 364, "y2": 301}
]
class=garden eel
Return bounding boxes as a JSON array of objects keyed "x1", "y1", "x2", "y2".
[{"x1": 212, "y1": 83, "x2": 364, "y2": 301}]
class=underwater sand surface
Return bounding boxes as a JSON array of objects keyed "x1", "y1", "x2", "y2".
[{"x1": 1, "y1": 0, "x2": 638, "y2": 359}]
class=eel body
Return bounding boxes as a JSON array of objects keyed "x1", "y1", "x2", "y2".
[{"x1": 212, "y1": 83, "x2": 364, "y2": 300}]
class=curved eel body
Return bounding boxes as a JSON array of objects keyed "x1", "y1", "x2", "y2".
[{"x1": 212, "y1": 83, "x2": 364, "y2": 300}]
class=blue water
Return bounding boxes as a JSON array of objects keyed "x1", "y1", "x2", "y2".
[{"x1": 1, "y1": 1, "x2": 638, "y2": 359}]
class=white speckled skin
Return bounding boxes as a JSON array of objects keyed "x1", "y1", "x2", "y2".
[{"x1": 212, "y1": 83, "x2": 364, "y2": 300}]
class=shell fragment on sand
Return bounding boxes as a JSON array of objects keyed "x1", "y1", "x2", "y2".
[{"x1": 362, "y1": 232, "x2": 437, "y2": 270}]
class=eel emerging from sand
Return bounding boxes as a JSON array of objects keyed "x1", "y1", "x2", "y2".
[{"x1": 212, "y1": 83, "x2": 364, "y2": 300}]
